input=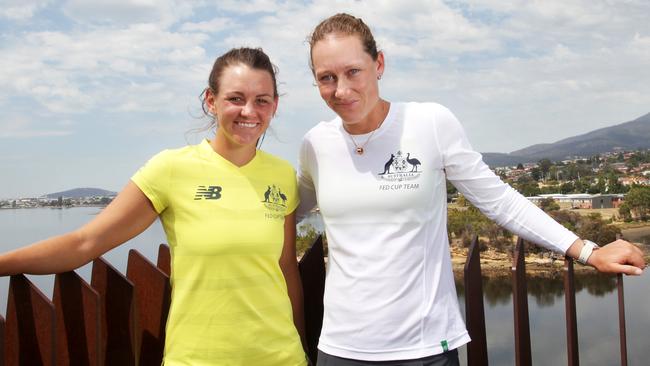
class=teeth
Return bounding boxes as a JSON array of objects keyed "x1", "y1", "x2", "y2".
[{"x1": 237, "y1": 122, "x2": 257, "y2": 128}]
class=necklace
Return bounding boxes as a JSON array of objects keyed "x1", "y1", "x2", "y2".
[
  {"x1": 346, "y1": 117, "x2": 384, "y2": 155},
  {"x1": 344, "y1": 101, "x2": 389, "y2": 155},
  {"x1": 348, "y1": 127, "x2": 378, "y2": 155}
]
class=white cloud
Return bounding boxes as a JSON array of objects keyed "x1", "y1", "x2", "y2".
[
  {"x1": 0, "y1": 24, "x2": 210, "y2": 114},
  {"x1": 180, "y1": 17, "x2": 234, "y2": 33},
  {"x1": 0, "y1": 0, "x2": 49, "y2": 21},
  {"x1": 62, "y1": 0, "x2": 196, "y2": 27},
  {"x1": 0, "y1": 115, "x2": 73, "y2": 138}
]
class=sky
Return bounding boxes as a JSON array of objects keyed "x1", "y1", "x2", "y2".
[{"x1": 1, "y1": 0, "x2": 649, "y2": 198}]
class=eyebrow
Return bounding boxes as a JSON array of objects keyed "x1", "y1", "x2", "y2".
[
  {"x1": 315, "y1": 62, "x2": 364, "y2": 75},
  {"x1": 225, "y1": 91, "x2": 274, "y2": 98}
]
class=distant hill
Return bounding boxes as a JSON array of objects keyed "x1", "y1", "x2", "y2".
[
  {"x1": 44, "y1": 188, "x2": 117, "y2": 199},
  {"x1": 482, "y1": 112, "x2": 650, "y2": 167}
]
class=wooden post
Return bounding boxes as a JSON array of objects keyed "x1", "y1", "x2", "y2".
[
  {"x1": 53, "y1": 271, "x2": 101, "y2": 366},
  {"x1": 126, "y1": 250, "x2": 171, "y2": 366},
  {"x1": 563, "y1": 258, "x2": 579, "y2": 366},
  {"x1": 512, "y1": 238, "x2": 531, "y2": 366},
  {"x1": 464, "y1": 236, "x2": 488, "y2": 365},
  {"x1": 617, "y1": 274, "x2": 628, "y2": 366},
  {"x1": 157, "y1": 244, "x2": 171, "y2": 276},
  {"x1": 5, "y1": 274, "x2": 56, "y2": 366},
  {"x1": 298, "y1": 235, "x2": 326, "y2": 365},
  {"x1": 91, "y1": 257, "x2": 137, "y2": 366},
  {"x1": 1, "y1": 314, "x2": 5, "y2": 366}
]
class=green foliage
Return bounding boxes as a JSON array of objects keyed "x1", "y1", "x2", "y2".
[
  {"x1": 624, "y1": 186, "x2": 650, "y2": 220},
  {"x1": 530, "y1": 167, "x2": 542, "y2": 181},
  {"x1": 448, "y1": 205, "x2": 513, "y2": 253},
  {"x1": 618, "y1": 202, "x2": 632, "y2": 222},
  {"x1": 539, "y1": 197, "x2": 560, "y2": 212},
  {"x1": 560, "y1": 182, "x2": 574, "y2": 194},
  {"x1": 448, "y1": 206, "x2": 490, "y2": 238},
  {"x1": 549, "y1": 210, "x2": 621, "y2": 245},
  {"x1": 548, "y1": 210, "x2": 581, "y2": 232},
  {"x1": 296, "y1": 223, "x2": 324, "y2": 256},
  {"x1": 575, "y1": 213, "x2": 621, "y2": 244},
  {"x1": 455, "y1": 194, "x2": 469, "y2": 207},
  {"x1": 515, "y1": 181, "x2": 541, "y2": 197},
  {"x1": 446, "y1": 179, "x2": 457, "y2": 195},
  {"x1": 538, "y1": 159, "x2": 552, "y2": 175}
]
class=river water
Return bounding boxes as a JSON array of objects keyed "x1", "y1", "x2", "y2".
[{"x1": 1, "y1": 207, "x2": 648, "y2": 365}]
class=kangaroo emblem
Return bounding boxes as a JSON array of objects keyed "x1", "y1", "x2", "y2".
[
  {"x1": 379, "y1": 154, "x2": 395, "y2": 175},
  {"x1": 263, "y1": 186, "x2": 271, "y2": 202}
]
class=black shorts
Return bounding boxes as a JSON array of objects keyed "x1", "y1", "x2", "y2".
[{"x1": 316, "y1": 349, "x2": 460, "y2": 366}]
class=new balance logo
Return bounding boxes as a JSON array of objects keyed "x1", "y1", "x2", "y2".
[{"x1": 194, "y1": 185, "x2": 222, "y2": 200}]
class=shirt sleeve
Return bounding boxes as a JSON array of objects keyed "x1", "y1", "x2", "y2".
[
  {"x1": 131, "y1": 150, "x2": 172, "y2": 214},
  {"x1": 296, "y1": 135, "x2": 318, "y2": 223},
  {"x1": 433, "y1": 105, "x2": 578, "y2": 254},
  {"x1": 286, "y1": 166, "x2": 300, "y2": 215}
]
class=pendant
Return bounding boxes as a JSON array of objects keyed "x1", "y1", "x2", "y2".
[{"x1": 356, "y1": 147, "x2": 364, "y2": 155}]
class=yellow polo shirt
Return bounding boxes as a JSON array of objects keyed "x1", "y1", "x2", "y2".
[{"x1": 132, "y1": 139, "x2": 306, "y2": 366}]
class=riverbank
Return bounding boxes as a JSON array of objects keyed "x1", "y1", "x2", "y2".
[{"x1": 450, "y1": 225, "x2": 650, "y2": 278}]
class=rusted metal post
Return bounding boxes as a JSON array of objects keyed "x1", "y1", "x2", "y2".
[
  {"x1": 157, "y1": 244, "x2": 171, "y2": 276},
  {"x1": 1, "y1": 314, "x2": 5, "y2": 366},
  {"x1": 512, "y1": 238, "x2": 531, "y2": 366},
  {"x1": 126, "y1": 249, "x2": 171, "y2": 366},
  {"x1": 464, "y1": 236, "x2": 488, "y2": 365},
  {"x1": 5, "y1": 274, "x2": 56, "y2": 366},
  {"x1": 91, "y1": 257, "x2": 137, "y2": 366},
  {"x1": 53, "y1": 271, "x2": 101, "y2": 366},
  {"x1": 617, "y1": 274, "x2": 628, "y2": 366},
  {"x1": 298, "y1": 235, "x2": 326, "y2": 365},
  {"x1": 563, "y1": 257, "x2": 579, "y2": 366}
]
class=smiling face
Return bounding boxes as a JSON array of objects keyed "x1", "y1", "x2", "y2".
[
  {"x1": 311, "y1": 33, "x2": 384, "y2": 133},
  {"x1": 206, "y1": 63, "x2": 278, "y2": 150}
]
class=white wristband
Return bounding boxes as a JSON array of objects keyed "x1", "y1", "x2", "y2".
[{"x1": 577, "y1": 240, "x2": 599, "y2": 265}]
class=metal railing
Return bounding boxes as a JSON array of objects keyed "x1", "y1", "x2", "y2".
[{"x1": 0, "y1": 237, "x2": 629, "y2": 366}]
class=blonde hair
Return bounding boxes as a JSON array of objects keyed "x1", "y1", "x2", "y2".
[{"x1": 308, "y1": 13, "x2": 379, "y2": 71}]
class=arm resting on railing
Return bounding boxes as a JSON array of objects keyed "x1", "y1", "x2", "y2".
[{"x1": 0, "y1": 181, "x2": 158, "y2": 276}]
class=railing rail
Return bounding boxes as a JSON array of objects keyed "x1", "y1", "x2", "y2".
[{"x1": 0, "y1": 236, "x2": 632, "y2": 365}]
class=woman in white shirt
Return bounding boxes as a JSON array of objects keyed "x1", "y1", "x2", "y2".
[{"x1": 297, "y1": 13, "x2": 646, "y2": 366}]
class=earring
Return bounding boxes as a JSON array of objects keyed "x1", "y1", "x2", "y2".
[{"x1": 377, "y1": 74, "x2": 382, "y2": 80}]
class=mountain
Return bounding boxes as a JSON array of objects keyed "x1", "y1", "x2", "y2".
[
  {"x1": 44, "y1": 187, "x2": 117, "y2": 199},
  {"x1": 482, "y1": 112, "x2": 650, "y2": 167}
]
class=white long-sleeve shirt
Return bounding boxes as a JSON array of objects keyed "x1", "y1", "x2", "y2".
[{"x1": 297, "y1": 102, "x2": 578, "y2": 361}]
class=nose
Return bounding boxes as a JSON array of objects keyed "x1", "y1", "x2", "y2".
[
  {"x1": 334, "y1": 78, "x2": 351, "y2": 99},
  {"x1": 241, "y1": 101, "x2": 255, "y2": 118}
]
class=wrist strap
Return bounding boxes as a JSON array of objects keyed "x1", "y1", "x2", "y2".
[{"x1": 577, "y1": 240, "x2": 599, "y2": 265}]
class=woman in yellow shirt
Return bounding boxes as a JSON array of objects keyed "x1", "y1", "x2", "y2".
[{"x1": 0, "y1": 47, "x2": 308, "y2": 366}]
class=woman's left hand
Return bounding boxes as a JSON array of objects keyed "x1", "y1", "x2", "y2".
[{"x1": 587, "y1": 239, "x2": 646, "y2": 275}]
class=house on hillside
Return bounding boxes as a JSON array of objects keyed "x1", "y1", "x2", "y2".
[
  {"x1": 527, "y1": 193, "x2": 624, "y2": 209},
  {"x1": 618, "y1": 176, "x2": 650, "y2": 186}
]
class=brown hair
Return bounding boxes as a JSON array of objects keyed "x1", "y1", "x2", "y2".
[
  {"x1": 308, "y1": 13, "x2": 379, "y2": 71},
  {"x1": 201, "y1": 47, "x2": 279, "y2": 118}
]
